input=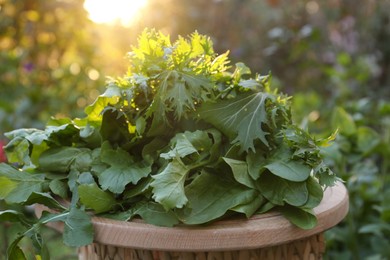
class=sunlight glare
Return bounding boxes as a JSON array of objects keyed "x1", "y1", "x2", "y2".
[{"x1": 84, "y1": 0, "x2": 148, "y2": 26}]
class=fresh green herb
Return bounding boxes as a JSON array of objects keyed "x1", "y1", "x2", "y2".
[{"x1": 0, "y1": 29, "x2": 338, "y2": 259}]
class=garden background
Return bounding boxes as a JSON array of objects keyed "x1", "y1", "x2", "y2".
[{"x1": 0, "y1": 0, "x2": 389, "y2": 259}]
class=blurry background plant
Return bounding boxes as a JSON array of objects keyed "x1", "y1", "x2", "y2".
[{"x1": 0, "y1": 0, "x2": 389, "y2": 259}]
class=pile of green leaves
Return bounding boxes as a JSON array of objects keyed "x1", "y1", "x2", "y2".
[{"x1": 0, "y1": 29, "x2": 337, "y2": 259}]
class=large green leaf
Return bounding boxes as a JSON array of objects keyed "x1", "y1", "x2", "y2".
[
  {"x1": 0, "y1": 163, "x2": 45, "y2": 204},
  {"x1": 279, "y1": 206, "x2": 317, "y2": 230},
  {"x1": 63, "y1": 207, "x2": 93, "y2": 247},
  {"x1": 151, "y1": 158, "x2": 189, "y2": 210},
  {"x1": 177, "y1": 171, "x2": 259, "y2": 224},
  {"x1": 265, "y1": 159, "x2": 311, "y2": 182},
  {"x1": 246, "y1": 150, "x2": 267, "y2": 180},
  {"x1": 0, "y1": 210, "x2": 30, "y2": 225},
  {"x1": 78, "y1": 183, "x2": 116, "y2": 213},
  {"x1": 84, "y1": 86, "x2": 120, "y2": 122},
  {"x1": 38, "y1": 147, "x2": 89, "y2": 172},
  {"x1": 223, "y1": 157, "x2": 255, "y2": 188},
  {"x1": 99, "y1": 142, "x2": 151, "y2": 193},
  {"x1": 23, "y1": 192, "x2": 67, "y2": 211},
  {"x1": 199, "y1": 92, "x2": 272, "y2": 152},
  {"x1": 302, "y1": 177, "x2": 323, "y2": 209},
  {"x1": 258, "y1": 171, "x2": 308, "y2": 207},
  {"x1": 131, "y1": 202, "x2": 179, "y2": 227}
]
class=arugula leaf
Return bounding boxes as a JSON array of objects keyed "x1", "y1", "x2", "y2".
[{"x1": 199, "y1": 92, "x2": 273, "y2": 152}]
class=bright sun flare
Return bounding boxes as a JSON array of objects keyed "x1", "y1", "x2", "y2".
[{"x1": 84, "y1": 0, "x2": 148, "y2": 26}]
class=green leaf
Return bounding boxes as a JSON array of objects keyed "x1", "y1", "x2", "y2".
[
  {"x1": 0, "y1": 210, "x2": 30, "y2": 225},
  {"x1": 246, "y1": 150, "x2": 267, "y2": 180},
  {"x1": 7, "y1": 236, "x2": 27, "y2": 260},
  {"x1": 258, "y1": 171, "x2": 308, "y2": 206},
  {"x1": 99, "y1": 142, "x2": 151, "y2": 193},
  {"x1": 38, "y1": 147, "x2": 88, "y2": 172},
  {"x1": 49, "y1": 179, "x2": 68, "y2": 198},
  {"x1": 356, "y1": 126, "x2": 381, "y2": 155},
  {"x1": 63, "y1": 207, "x2": 94, "y2": 247},
  {"x1": 23, "y1": 192, "x2": 67, "y2": 211},
  {"x1": 131, "y1": 202, "x2": 179, "y2": 227},
  {"x1": 100, "y1": 108, "x2": 131, "y2": 145},
  {"x1": 230, "y1": 193, "x2": 265, "y2": 218},
  {"x1": 0, "y1": 163, "x2": 45, "y2": 203},
  {"x1": 279, "y1": 206, "x2": 317, "y2": 229},
  {"x1": 123, "y1": 177, "x2": 152, "y2": 199},
  {"x1": 303, "y1": 177, "x2": 323, "y2": 209},
  {"x1": 161, "y1": 133, "x2": 198, "y2": 160},
  {"x1": 0, "y1": 176, "x2": 18, "y2": 199},
  {"x1": 177, "y1": 170, "x2": 259, "y2": 224},
  {"x1": 223, "y1": 157, "x2": 255, "y2": 188},
  {"x1": 85, "y1": 92, "x2": 120, "y2": 122},
  {"x1": 265, "y1": 159, "x2": 311, "y2": 182},
  {"x1": 199, "y1": 92, "x2": 272, "y2": 152},
  {"x1": 151, "y1": 159, "x2": 189, "y2": 210},
  {"x1": 78, "y1": 183, "x2": 116, "y2": 213},
  {"x1": 331, "y1": 106, "x2": 357, "y2": 136}
]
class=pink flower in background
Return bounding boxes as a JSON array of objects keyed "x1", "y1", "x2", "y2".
[{"x1": 0, "y1": 140, "x2": 7, "y2": 163}]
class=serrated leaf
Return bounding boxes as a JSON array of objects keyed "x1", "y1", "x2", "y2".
[
  {"x1": 157, "y1": 70, "x2": 212, "y2": 119},
  {"x1": 78, "y1": 183, "x2": 116, "y2": 213},
  {"x1": 99, "y1": 142, "x2": 151, "y2": 193},
  {"x1": 63, "y1": 207, "x2": 93, "y2": 247},
  {"x1": 265, "y1": 159, "x2": 311, "y2": 182},
  {"x1": 151, "y1": 159, "x2": 189, "y2": 210},
  {"x1": 199, "y1": 92, "x2": 272, "y2": 152},
  {"x1": 161, "y1": 130, "x2": 211, "y2": 160}
]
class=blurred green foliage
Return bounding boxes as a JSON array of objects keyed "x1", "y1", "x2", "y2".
[
  {"x1": 0, "y1": 0, "x2": 105, "y2": 135},
  {"x1": 0, "y1": 0, "x2": 389, "y2": 258}
]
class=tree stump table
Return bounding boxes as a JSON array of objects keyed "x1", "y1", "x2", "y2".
[{"x1": 36, "y1": 182, "x2": 348, "y2": 260}]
